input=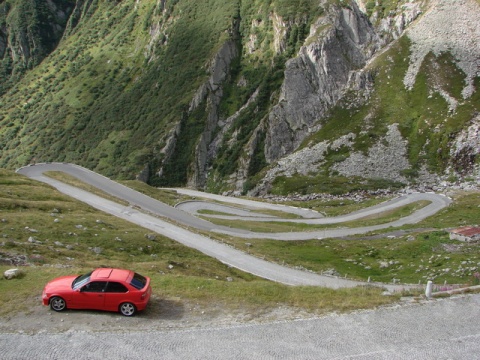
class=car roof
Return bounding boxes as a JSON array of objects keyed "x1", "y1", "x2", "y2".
[{"x1": 91, "y1": 268, "x2": 132, "y2": 282}]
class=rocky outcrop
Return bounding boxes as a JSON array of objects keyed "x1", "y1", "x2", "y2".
[
  {"x1": 331, "y1": 124, "x2": 411, "y2": 182},
  {"x1": 449, "y1": 115, "x2": 480, "y2": 178},
  {"x1": 265, "y1": 2, "x2": 379, "y2": 163},
  {"x1": 184, "y1": 40, "x2": 239, "y2": 188},
  {"x1": 251, "y1": 124, "x2": 411, "y2": 195},
  {"x1": 208, "y1": 88, "x2": 260, "y2": 164},
  {"x1": 251, "y1": 0, "x2": 479, "y2": 194},
  {"x1": 63, "y1": 0, "x2": 96, "y2": 39},
  {"x1": 369, "y1": 1, "x2": 423, "y2": 44}
]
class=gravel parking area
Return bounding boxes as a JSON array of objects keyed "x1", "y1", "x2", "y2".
[{"x1": 1, "y1": 294, "x2": 479, "y2": 359}]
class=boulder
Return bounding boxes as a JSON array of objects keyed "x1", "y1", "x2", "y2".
[{"x1": 4, "y1": 268, "x2": 23, "y2": 280}]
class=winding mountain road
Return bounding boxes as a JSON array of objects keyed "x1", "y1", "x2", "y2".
[
  {"x1": 174, "y1": 191, "x2": 451, "y2": 241},
  {"x1": 17, "y1": 163, "x2": 451, "y2": 289}
]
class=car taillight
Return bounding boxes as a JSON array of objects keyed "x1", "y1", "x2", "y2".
[{"x1": 141, "y1": 286, "x2": 151, "y2": 300}]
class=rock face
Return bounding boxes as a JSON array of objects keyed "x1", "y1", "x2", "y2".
[
  {"x1": 188, "y1": 40, "x2": 239, "y2": 189},
  {"x1": 265, "y1": 2, "x2": 379, "y2": 163},
  {"x1": 250, "y1": 0, "x2": 480, "y2": 193},
  {"x1": 370, "y1": 1, "x2": 423, "y2": 44},
  {"x1": 449, "y1": 115, "x2": 480, "y2": 178}
]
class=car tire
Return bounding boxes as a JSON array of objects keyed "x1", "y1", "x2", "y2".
[
  {"x1": 119, "y1": 302, "x2": 136, "y2": 316},
  {"x1": 50, "y1": 296, "x2": 66, "y2": 312}
]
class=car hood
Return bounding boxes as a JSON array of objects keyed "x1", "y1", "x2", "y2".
[{"x1": 43, "y1": 275, "x2": 77, "y2": 292}]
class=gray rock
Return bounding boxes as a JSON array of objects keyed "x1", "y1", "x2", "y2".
[
  {"x1": 91, "y1": 247, "x2": 102, "y2": 254},
  {"x1": 4, "y1": 268, "x2": 23, "y2": 280},
  {"x1": 265, "y1": 2, "x2": 379, "y2": 163},
  {"x1": 145, "y1": 234, "x2": 157, "y2": 241},
  {"x1": 332, "y1": 124, "x2": 411, "y2": 182},
  {"x1": 28, "y1": 236, "x2": 42, "y2": 244}
]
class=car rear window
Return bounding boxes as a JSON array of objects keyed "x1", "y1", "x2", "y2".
[{"x1": 130, "y1": 272, "x2": 147, "y2": 290}]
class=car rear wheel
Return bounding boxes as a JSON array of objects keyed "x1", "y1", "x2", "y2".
[
  {"x1": 50, "y1": 296, "x2": 66, "y2": 312},
  {"x1": 119, "y1": 302, "x2": 136, "y2": 316}
]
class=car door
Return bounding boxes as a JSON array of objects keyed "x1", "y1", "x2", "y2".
[
  {"x1": 103, "y1": 281, "x2": 129, "y2": 312},
  {"x1": 72, "y1": 281, "x2": 107, "y2": 310}
]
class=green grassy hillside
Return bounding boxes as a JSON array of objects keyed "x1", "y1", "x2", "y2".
[
  {"x1": 0, "y1": 0, "x2": 236, "y2": 175},
  {"x1": 0, "y1": 0, "x2": 478, "y2": 194}
]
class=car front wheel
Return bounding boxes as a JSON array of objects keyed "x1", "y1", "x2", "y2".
[
  {"x1": 119, "y1": 302, "x2": 136, "y2": 316},
  {"x1": 50, "y1": 296, "x2": 66, "y2": 312}
]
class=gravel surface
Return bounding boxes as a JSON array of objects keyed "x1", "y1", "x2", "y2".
[
  {"x1": 1, "y1": 294, "x2": 479, "y2": 359},
  {"x1": 404, "y1": 0, "x2": 480, "y2": 98}
]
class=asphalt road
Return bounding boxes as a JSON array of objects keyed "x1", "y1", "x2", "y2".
[
  {"x1": 17, "y1": 163, "x2": 452, "y2": 240},
  {"x1": 175, "y1": 191, "x2": 451, "y2": 241},
  {"x1": 16, "y1": 163, "x2": 452, "y2": 290},
  {"x1": 1, "y1": 294, "x2": 479, "y2": 359}
]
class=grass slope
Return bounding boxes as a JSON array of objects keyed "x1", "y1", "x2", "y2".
[{"x1": 0, "y1": 169, "x2": 400, "y2": 317}]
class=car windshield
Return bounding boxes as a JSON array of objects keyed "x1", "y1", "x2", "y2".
[
  {"x1": 72, "y1": 271, "x2": 93, "y2": 290},
  {"x1": 130, "y1": 272, "x2": 147, "y2": 290}
]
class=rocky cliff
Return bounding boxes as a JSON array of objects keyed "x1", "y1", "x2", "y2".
[
  {"x1": 242, "y1": 0, "x2": 480, "y2": 195},
  {"x1": 265, "y1": 1, "x2": 379, "y2": 163},
  {"x1": 183, "y1": 0, "x2": 480, "y2": 194}
]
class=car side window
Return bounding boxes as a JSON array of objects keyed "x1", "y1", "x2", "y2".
[
  {"x1": 81, "y1": 281, "x2": 107, "y2": 293},
  {"x1": 105, "y1": 282, "x2": 128, "y2": 293}
]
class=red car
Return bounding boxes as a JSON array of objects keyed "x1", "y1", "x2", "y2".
[{"x1": 42, "y1": 268, "x2": 152, "y2": 316}]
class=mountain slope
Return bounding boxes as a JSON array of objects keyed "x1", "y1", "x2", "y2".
[
  {"x1": 254, "y1": 0, "x2": 480, "y2": 195},
  {"x1": 0, "y1": 0, "x2": 478, "y2": 195}
]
